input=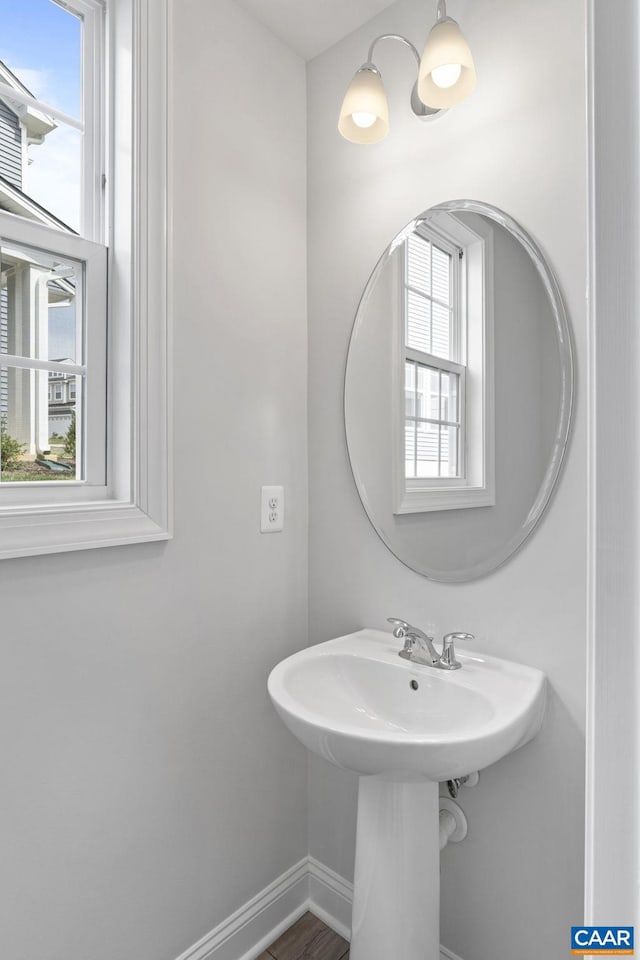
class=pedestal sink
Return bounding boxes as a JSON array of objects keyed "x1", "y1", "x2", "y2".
[{"x1": 268, "y1": 628, "x2": 546, "y2": 960}]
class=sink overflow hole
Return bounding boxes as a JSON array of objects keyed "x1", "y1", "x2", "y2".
[{"x1": 410, "y1": 680, "x2": 419, "y2": 691}]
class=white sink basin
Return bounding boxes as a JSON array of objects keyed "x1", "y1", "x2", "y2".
[
  {"x1": 268, "y1": 628, "x2": 547, "y2": 960},
  {"x1": 268, "y1": 628, "x2": 546, "y2": 781}
]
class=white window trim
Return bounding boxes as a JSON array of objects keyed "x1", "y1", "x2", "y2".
[
  {"x1": 0, "y1": 0, "x2": 172, "y2": 559},
  {"x1": 392, "y1": 214, "x2": 495, "y2": 514}
]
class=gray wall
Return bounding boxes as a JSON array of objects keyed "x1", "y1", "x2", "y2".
[
  {"x1": 0, "y1": 2, "x2": 309, "y2": 958},
  {"x1": 307, "y1": 0, "x2": 586, "y2": 958}
]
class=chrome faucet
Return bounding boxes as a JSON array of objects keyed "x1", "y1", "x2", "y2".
[{"x1": 387, "y1": 618, "x2": 474, "y2": 671}]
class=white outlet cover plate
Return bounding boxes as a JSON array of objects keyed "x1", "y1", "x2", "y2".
[{"x1": 261, "y1": 485, "x2": 284, "y2": 533}]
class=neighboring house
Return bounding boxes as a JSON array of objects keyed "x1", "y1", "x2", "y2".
[
  {"x1": 0, "y1": 60, "x2": 77, "y2": 452},
  {"x1": 48, "y1": 361, "x2": 76, "y2": 438}
]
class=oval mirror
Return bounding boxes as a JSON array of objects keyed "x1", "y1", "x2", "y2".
[{"x1": 344, "y1": 200, "x2": 574, "y2": 582}]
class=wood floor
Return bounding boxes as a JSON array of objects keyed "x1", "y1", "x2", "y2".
[{"x1": 258, "y1": 911, "x2": 349, "y2": 960}]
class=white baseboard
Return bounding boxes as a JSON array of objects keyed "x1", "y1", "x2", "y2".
[
  {"x1": 307, "y1": 856, "x2": 353, "y2": 941},
  {"x1": 173, "y1": 859, "x2": 309, "y2": 960},
  {"x1": 441, "y1": 948, "x2": 465, "y2": 960},
  {"x1": 174, "y1": 855, "x2": 463, "y2": 960}
]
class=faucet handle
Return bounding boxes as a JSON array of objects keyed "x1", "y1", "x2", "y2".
[
  {"x1": 387, "y1": 617, "x2": 411, "y2": 639},
  {"x1": 441, "y1": 632, "x2": 474, "y2": 669}
]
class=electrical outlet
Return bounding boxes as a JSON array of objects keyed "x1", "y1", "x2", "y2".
[{"x1": 261, "y1": 485, "x2": 284, "y2": 533}]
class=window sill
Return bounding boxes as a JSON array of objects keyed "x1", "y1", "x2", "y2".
[
  {"x1": 394, "y1": 484, "x2": 496, "y2": 515},
  {"x1": 0, "y1": 501, "x2": 171, "y2": 560}
]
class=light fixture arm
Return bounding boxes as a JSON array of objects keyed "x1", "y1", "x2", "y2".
[
  {"x1": 436, "y1": 0, "x2": 448, "y2": 21},
  {"x1": 362, "y1": 34, "x2": 442, "y2": 120},
  {"x1": 366, "y1": 33, "x2": 423, "y2": 70}
]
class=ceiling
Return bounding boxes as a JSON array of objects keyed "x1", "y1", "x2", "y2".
[{"x1": 234, "y1": 0, "x2": 399, "y2": 61}]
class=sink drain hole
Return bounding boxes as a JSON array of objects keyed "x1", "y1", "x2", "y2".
[{"x1": 410, "y1": 680, "x2": 419, "y2": 691}]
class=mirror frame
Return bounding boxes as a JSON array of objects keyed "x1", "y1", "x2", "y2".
[{"x1": 344, "y1": 199, "x2": 575, "y2": 582}]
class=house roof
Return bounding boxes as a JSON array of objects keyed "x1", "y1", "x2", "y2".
[
  {"x1": 0, "y1": 60, "x2": 57, "y2": 141},
  {"x1": 0, "y1": 172, "x2": 76, "y2": 234}
]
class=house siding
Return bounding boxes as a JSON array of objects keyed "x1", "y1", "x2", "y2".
[
  {"x1": 0, "y1": 96, "x2": 21, "y2": 425},
  {"x1": 0, "y1": 98, "x2": 22, "y2": 190}
]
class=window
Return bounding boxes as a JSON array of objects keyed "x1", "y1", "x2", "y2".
[
  {"x1": 0, "y1": 0, "x2": 171, "y2": 557},
  {"x1": 0, "y1": 0, "x2": 105, "y2": 486},
  {"x1": 393, "y1": 213, "x2": 495, "y2": 514},
  {"x1": 403, "y1": 231, "x2": 465, "y2": 482}
]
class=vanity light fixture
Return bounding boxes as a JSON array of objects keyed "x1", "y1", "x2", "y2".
[
  {"x1": 338, "y1": 0, "x2": 476, "y2": 144},
  {"x1": 338, "y1": 35, "x2": 437, "y2": 144},
  {"x1": 419, "y1": 0, "x2": 477, "y2": 108}
]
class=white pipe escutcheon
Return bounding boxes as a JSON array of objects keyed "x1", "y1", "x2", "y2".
[{"x1": 439, "y1": 796, "x2": 468, "y2": 849}]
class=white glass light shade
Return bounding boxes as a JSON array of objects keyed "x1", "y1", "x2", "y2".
[
  {"x1": 338, "y1": 67, "x2": 389, "y2": 144},
  {"x1": 418, "y1": 19, "x2": 476, "y2": 109}
]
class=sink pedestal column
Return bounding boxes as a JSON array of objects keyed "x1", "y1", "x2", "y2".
[{"x1": 350, "y1": 776, "x2": 440, "y2": 960}]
